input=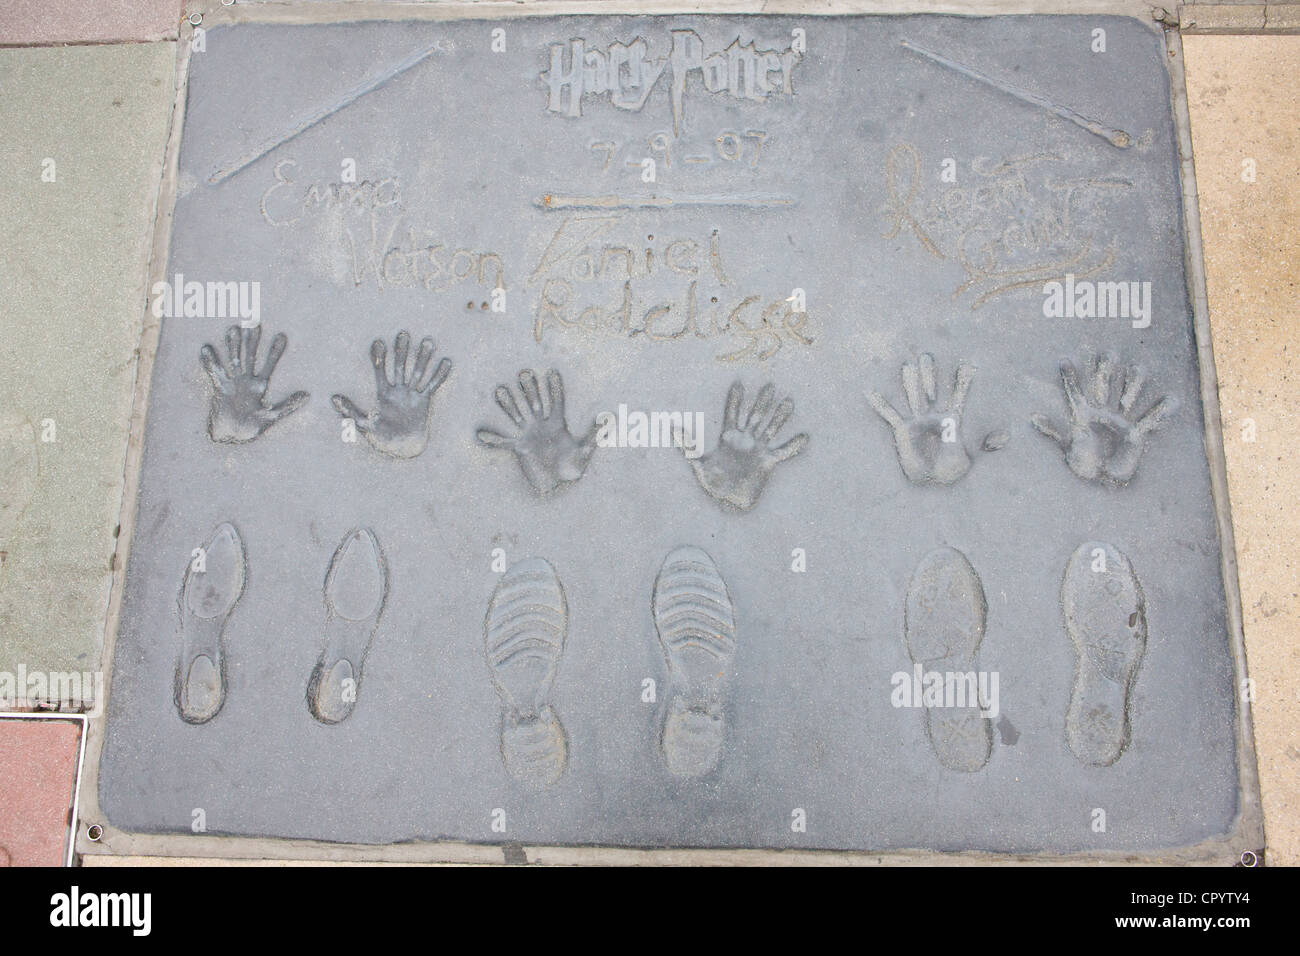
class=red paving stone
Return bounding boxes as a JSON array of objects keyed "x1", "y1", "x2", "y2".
[
  {"x1": 0, "y1": 718, "x2": 81, "y2": 867},
  {"x1": 0, "y1": 0, "x2": 181, "y2": 45}
]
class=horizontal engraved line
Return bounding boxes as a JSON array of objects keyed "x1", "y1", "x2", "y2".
[{"x1": 534, "y1": 194, "x2": 796, "y2": 210}]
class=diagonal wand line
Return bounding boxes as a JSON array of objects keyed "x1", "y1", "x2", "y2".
[
  {"x1": 900, "y1": 39, "x2": 1132, "y2": 149},
  {"x1": 535, "y1": 195, "x2": 796, "y2": 209},
  {"x1": 208, "y1": 42, "x2": 442, "y2": 185}
]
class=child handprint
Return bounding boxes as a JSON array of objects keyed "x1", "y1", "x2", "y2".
[
  {"x1": 200, "y1": 324, "x2": 309, "y2": 444},
  {"x1": 331, "y1": 331, "x2": 452, "y2": 460},
  {"x1": 1031, "y1": 353, "x2": 1176, "y2": 486},
  {"x1": 476, "y1": 369, "x2": 599, "y2": 497},
  {"x1": 687, "y1": 381, "x2": 808, "y2": 512},
  {"x1": 869, "y1": 353, "x2": 1002, "y2": 486}
]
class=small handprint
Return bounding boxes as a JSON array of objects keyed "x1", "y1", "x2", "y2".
[
  {"x1": 869, "y1": 353, "x2": 999, "y2": 486},
  {"x1": 476, "y1": 369, "x2": 599, "y2": 497},
  {"x1": 687, "y1": 381, "x2": 809, "y2": 511},
  {"x1": 1032, "y1": 353, "x2": 1177, "y2": 486},
  {"x1": 331, "y1": 331, "x2": 452, "y2": 460},
  {"x1": 200, "y1": 324, "x2": 309, "y2": 444}
]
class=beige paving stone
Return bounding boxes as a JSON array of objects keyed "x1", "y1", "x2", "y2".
[
  {"x1": 0, "y1": 0, "x2": 181, "y2": 45},
  {"x1": 0, "y1": 44, "x2": 174, "y2": 685},
  {"x1": 1184, "y1": 34, "x2": 1300, "y2": 866},
  {"x1": 1266, "y1": 5, "x2": 1300, "y2": 30},
  {"x1": 82, "y1": 855, "x2": 455, "y2": 866},
  {"x1": 1182, "y1": 4, "x2": 1269, "y2": 31}
]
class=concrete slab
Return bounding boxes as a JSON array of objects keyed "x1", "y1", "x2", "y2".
[
  {"x1": 1265, "y1": 5, "x2": 1300, "y2": 30},
  {"x1": 0, "y1": 717, "x2": 81, "y2": 866},
  {"x1": 0, "y1": 44, "x2": 175, "y2": 689},
  {"x1": 0, "y1": 0, "x2": 181, "y2": 45},
  {"x1": 82, "y1": 854, "x2": 454, "y2": 866},
  {"x1": 97, "y1": 14, "x2": 1247, "y2": 854},
  {"x1": 1184, "y1": 34, "x2": 1300, "y2": 867},
  {"x1": 1182, "y1": 5, "x2": 1269, "y2": 31}
]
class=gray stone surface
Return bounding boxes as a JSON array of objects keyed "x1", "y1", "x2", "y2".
[{"x1": 100, "y1": 15, "x2": 1241, "y2": 852}]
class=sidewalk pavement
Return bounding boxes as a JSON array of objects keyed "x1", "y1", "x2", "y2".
[
  {"x1": 0, "y1": 3, "x2": 1296, "y2": 865},
  {"x1": 0, "y1": 43, "x2": 174, "y2": 682},
  {"x1": 1183, "y1": 32, "x2": 1300, "y2": 867}
]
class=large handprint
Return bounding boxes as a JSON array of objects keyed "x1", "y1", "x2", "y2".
[
  {"x1": 331, "y1": 330, "x2": 452, "y2": 460},
  {"x1": 869, "y1": 353, "x2": 999, "y2": 486},
  {"x1": 687, "y1": 381, "x2": 809, "y2": 512},
  {"x1": 200, "y1": 324, "x2": 309, "y2": 444},
  {"x1": 1031, "y1": 353, "x2": 1176, "y2": 486},
  {"x1": 476, "y1": 369, "x2": 599, "y2": 497}
]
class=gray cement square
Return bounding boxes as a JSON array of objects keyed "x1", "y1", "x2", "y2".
[{"x1": 98, "y1": 15, "x2": 1246, "y2": 853}]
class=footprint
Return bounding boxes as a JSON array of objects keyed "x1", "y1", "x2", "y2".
[
  {"x1": 904, "y1": 547, "x2": 993, "y2": 772},
  {"x1": 307, "y1": 528, "x2": 388, "y2": 724},
  {"x1": 483, "y1": 557, "x2": 569, "y2": 788},
  {"x1": 1062, "y1": 541, "x2": 1146, "y2": 766},
  {"x1": 175, "y1": 522, "x2": 246, "y2": 724},
  {"x1": 652, "y1": 546, "x2": 737, "y2": 777}
]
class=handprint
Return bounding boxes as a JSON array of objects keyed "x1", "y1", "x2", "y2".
[
  {"x1": 200, "y1": 324, "x2": 309, "y2": 444},
  {"x1": 1031, "y1": 353, "x2": 1177, "y2": 486},
  {"x1": 331, "y1": 330, "x2": 452, "y2": 460},
  {"x1": 476, "y1": 369, "x2": 599, "y2": 497},
  {"x1": 687, "y1": 381, "x2": 808, "y2": 512},
  {"x1": 869, "y1": 353, "x2": 1000, "y2": 486}
]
